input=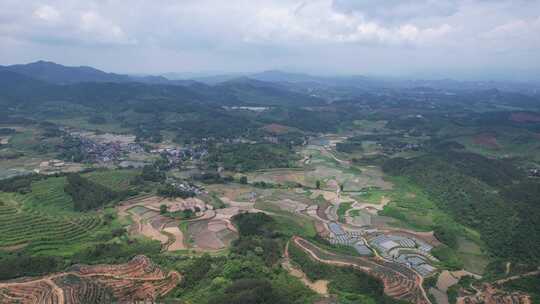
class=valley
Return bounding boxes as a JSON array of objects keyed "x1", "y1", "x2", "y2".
[{"x1": 1, "y1": 61, "x2": 539, "y2": 304}]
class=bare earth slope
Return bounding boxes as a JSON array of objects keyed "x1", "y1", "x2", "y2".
[{"x1": 0, "y1": 255, "x2": 181, "y2": 304}]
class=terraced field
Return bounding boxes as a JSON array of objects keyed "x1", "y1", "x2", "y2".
[
  {"x1": 0, "y1": 255, "x2": 181, "y2": 303},
  {"x1": 292, "y1": 236, "x2": 431, "y2": 304},
  {"x1": 17, "y1": 177, "x2": 75, "y2": 214},
  {"x1": 0, "y1": 193, "x2": 103, "y2": 255}
]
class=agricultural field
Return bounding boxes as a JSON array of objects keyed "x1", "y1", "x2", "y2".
[
  {"x1": 0, "y1": 127, "x2": 520, "y2": 303},
  {"x1": 291, "y1": 236, "x2": 431, "y2": 304},
  {"x1": 0, "y1": 192, "x2": 106, "y2": 256},
  {"x1": 85, "y1": 169, "x2": 139, "y2": 191},
  {"x1": 453, "y1": 129, "x2": 540, "y2": 162},
  {"x1": 17, "y1": 176, "x2": 76, "y2": 214},
  {"x1": 117, "y1": 195, "x2": 238, "y2": 252},
  {"x1": 0, "y1": 255, "x2": 180, "y2": 303},
  {"x1": 0, "y1": 169, "x2": 143, "y2": 256},
  {"x1": 244, "y1": 168, "x2": 306, "y2": 187},
  {"x1": 48, "y1": 115, "x2": 131, "y2": 134},
  {"x1": 300, "y1": 143, "x2": 392, "y2": 191}
]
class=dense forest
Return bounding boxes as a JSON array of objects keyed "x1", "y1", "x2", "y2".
[
  {"x1": 383, "y1": 151, "x2": 540, "y2": 264},
  {"x1": 168, "y1": 212, "x2": 316, "y2": 304},
  {"x1": 208, "y1": 143, "x2": 299, "y2": 172},
  {"x1": 64, "y1": 174, "x2": 125, "y2": 211}
]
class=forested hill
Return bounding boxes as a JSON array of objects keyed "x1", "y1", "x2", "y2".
[
  {"x1": 383, "y1": 151, "x2": 540, "y2": 264},
  {"x1": 0, "y1": 70, "x2": 324, "y2": 108},
  {"x1": 0, "y1": 60, "x2": 131, "y2": 84}
]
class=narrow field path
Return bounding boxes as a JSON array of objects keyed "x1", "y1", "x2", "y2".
[
  {"x1": 282, "y1": 241, "x2": 329, "y2": 296},
  {"x1": 495, "y1": 268, "x2": 540, "y2": 285},
  {"x1": 322, "y1": 146, "x2": 350, "y2": 166}
]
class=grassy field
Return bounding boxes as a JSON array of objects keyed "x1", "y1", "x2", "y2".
[
  {"x1": 455, "y1": 237, "x2": 489, "y2": 274},
  {"x1": 302, "y1": 146, "x2": 391, "y2": 191},
  {"x1": 350, "y1": 119, "x2": 388, "y2": 132},
  {"x1": 8, "y1": 130, "x2": 38, "y2": 151},
  {"x1": 353, "y1": 189, "x2": 387, "y2": 204},
  {"x1": 337, "y1": 202, "x2": 352, "y2": 223},
  {"x1": 85, "y1": 169, "x2": 139, "y2": 191},
  {"x1": 254, "y1": 200, "x2": 316, "y2": 238},
  {"x1": 376, "y1": 177, "x2": 489, "y2": 273},
  {"x1": 438, "y1": 125, "x2": 540, "y2": 162},
  {"x1": 48, "y1": 116, "x2": 131, "y2": 134},
  {"x1": 377, "y1": 177, "x2": 438, "y2": 231}
]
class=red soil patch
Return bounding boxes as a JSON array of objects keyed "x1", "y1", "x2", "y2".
[
  {"x1": 0, "y1": 255, "x2": 181, "y2": 304},
  {"x1": 262, "y1": 123, "x2": 292, "y2": 134},
  {"x1": 510, "y1": 112, "x2": 540, "y2": 123},
  {"x1": 316, "y1": 200, "x2": 330, "y2": 221},
  {"x1": 314, "y1": 220, "x2": 330, "y2": 238},
  {"x1": 457, "y1": 283, "x2": 531, "y2": 304},
  {"x1": 473, "y1": 134, "x2": 500, "y2": 149}
]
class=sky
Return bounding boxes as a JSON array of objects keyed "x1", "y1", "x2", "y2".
[{"x1": 0, "y1": 0, "x2": 539, "y2": 80}]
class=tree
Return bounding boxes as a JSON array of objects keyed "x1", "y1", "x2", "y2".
[
  {"x1": 316, "y1": 180, "x2": 321, "y2": 189},
  {"x1": 239, "y1": 176, "x2": 248, "y2": 184},
  {"x1": 340, "y1": 184, "x2": 344, "y2": 191},
  {"x1": 140, "y1": 165, "x2": 165, "y2": 182},
  {"x1": 160, "y1": 204, "x2": 168, "y2": 214},
  {"x1": 64, "y1": 174, "x2": 118, "y2": 211},
  {"x1": 182, "y1": 209, "x2": 194, "y2": 219}
]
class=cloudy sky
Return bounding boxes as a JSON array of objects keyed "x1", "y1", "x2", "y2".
[{"x1": 1, "y1": 0, "x2": 539, "y2": 79}]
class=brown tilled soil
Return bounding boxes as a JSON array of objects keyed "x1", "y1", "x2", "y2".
[
  {"x1": 473, "y1": 134, "x2": 500, "y2": 149},
  {"x1": 314, "y1": 221, "x2": 330, "y2": 238},
  {"x1": 457, "y1": 283, "x2": 531, "y2": 304},
  {"x1": 118, "y1": 196, "x2": 224, "y2": 252},
  {"x1": 316, "y1": 200, "x2": 331, "y2": 221},
  {"x1": 188, "y1": 219, "x2": 238, "y2": 250},
  {"x1": 510, "y1": 112, "x2": 540, "y2": 123},
  {"x1": 163, "y1": 226, "x2": 186, "y2": 251},
  {"x1": 262, "y1": 123, "x2": 293, "y2": 134}
]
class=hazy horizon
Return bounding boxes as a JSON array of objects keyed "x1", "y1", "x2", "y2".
[{"x1": 1, "y1": 0, "x2": 539, "y2": 81}]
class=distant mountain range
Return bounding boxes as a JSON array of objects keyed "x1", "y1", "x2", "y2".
[
  {"x1": 0, "y1": 62, "x2": 325, "y2": 107},
  {"x1": 0, "y1": 61, "x2": 190, "y2": 86},
  {"x1": 2, "y1": 61, "x2": 539, "y2": 98},
  {"x1": 0, "y1": 61, "x2": 132, "y2": 84}
]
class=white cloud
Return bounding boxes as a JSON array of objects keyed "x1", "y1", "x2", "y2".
[
  {"x1": 332, "y1": 0, "x2": 459, "y2": 23},
  {"x1": 0, "y1": 0, "x2": 539, "y2": 76},
  {"x1": 33, "y1": 5, "x2": 60, "y2": 22},
  {"x1": 79, "y1": 11, "x2": 135, "y2": 45},
  {"x1": 481, "y1": 16, "x2": 540, "y2": 51},
  {"x1": 2, "y1": 2, "x2": 135, "y2": 46},
  {"x1": 243, "y1": 0, "x2": 453, "y2": 45}
]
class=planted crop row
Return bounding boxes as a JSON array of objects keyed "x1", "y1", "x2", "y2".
[{"x1": 0, "y1": 204, "x2": 102, "y2": 254}]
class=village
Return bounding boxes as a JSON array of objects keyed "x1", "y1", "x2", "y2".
[{"x1": 35, "y1": 129, "x2": 209, "y2": 175}]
